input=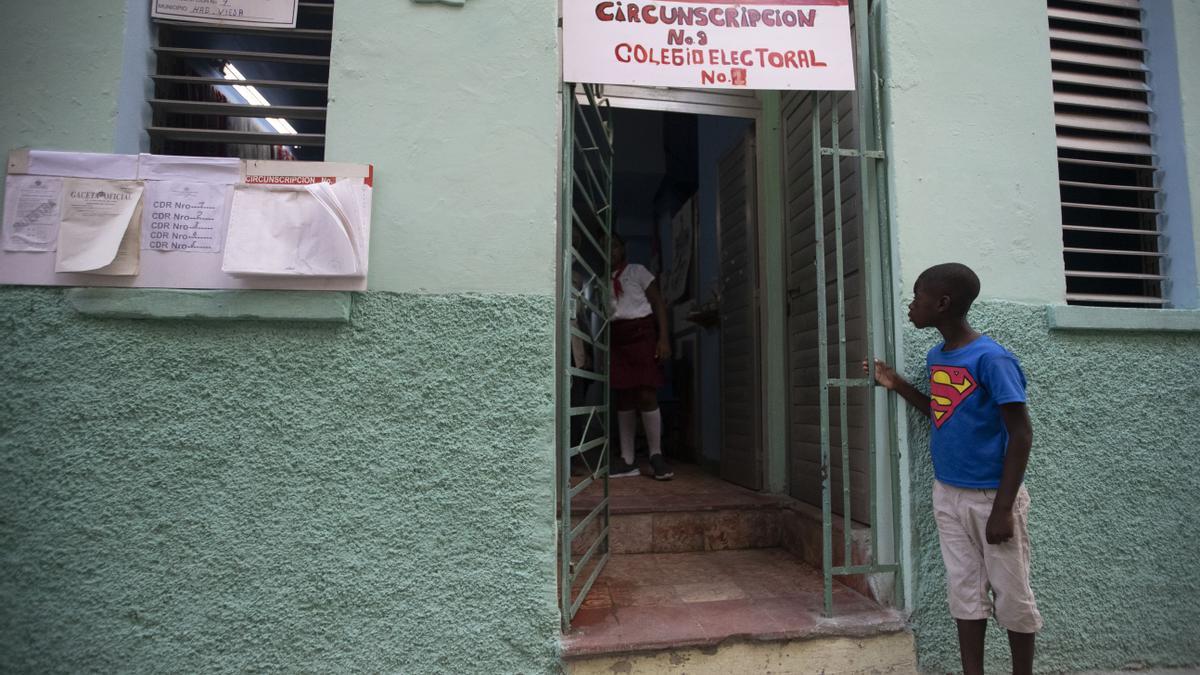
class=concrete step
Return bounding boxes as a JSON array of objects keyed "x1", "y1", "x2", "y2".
[
  {"x1": 569, "y1": 464, "x2": 892, "y2": 602},
  {"x1": 565, "y1": 631, "x2": 917, "y2": 675},
  {"x1": 562, "y1": 549, "x2": 914, "y2": 674}
]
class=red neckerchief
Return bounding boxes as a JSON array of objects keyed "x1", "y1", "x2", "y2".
[{"x1": 612, "y1": 263, "x2": 627, "y2": 298}]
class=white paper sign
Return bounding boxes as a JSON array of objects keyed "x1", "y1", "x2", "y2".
[
  {"x1": 152, "y1": 0, "x2": 298, "y2": 28},
  {"x1": 9, "y1": 149, "x2": 139, "y2": 180},
  {"x1": 137, "y1": 154, "x2": 240, "y2": 184},
  {"x1": 141, "y1": 181, "x2": 232, "y2": 253},
  {"x1": 56, "y1": 179, "x2": 144, "y2": 275},
  {"x1": 563, "y1": 0, "x2": 855, "y2": 90},
  {"x1": 2, "y1": 176, "x2": 63, "y2": 252},
  {"x1": 222, "y1": 183, "x2": 365, "y2": 277}
]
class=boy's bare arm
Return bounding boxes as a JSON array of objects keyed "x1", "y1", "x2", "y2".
[
  {"x1": 864, "y1": 359, "x2": 931, "y2": 418},
  {"x1": 986, "y1": 402, "x2": 1033, "y2": 545}
]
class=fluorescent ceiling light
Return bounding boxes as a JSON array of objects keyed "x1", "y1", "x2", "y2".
[{"x1": 223, "y1": 63, "x2": 299, "y2": 135}]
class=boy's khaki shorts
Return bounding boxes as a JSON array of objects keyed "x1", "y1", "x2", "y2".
[{"x1": 933, "y1": 480, "x2": 1043, "y2": 634}]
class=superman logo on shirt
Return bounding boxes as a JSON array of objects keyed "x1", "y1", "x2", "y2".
[{"x1": 929, "y1": 366, "x2": 977, "y2": 429}]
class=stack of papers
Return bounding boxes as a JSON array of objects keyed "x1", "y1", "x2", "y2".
[{"x1": 221, "y1": 180, "x2": 370, "y2": 277}]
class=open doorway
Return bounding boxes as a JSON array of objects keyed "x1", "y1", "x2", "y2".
[
  {"x1": 606, "y1": 106, "x2": 763, "y2": 491},
  {"x1": 560, "y1": 84, "x2": 903, "y2": 662}
]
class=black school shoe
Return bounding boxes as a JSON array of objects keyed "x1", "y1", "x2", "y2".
[
  {"x1": 610, "y1": 459, "x2": 641, "y2": 478},
  {"x1": 649, "y1": 454, "x2": 674, "y2": 481}
]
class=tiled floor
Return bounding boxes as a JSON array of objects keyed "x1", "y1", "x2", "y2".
[
  {"x1": 572, "y1": 461, "x2": 786, "y2": 514},
  {"x1": 563, "y1": 548, "x2": 906, "y2": 658}
]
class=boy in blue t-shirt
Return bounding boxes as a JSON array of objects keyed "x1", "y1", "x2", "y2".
[{"x1": 867, "y1": 263, "x2": 1041, "y2": 675}]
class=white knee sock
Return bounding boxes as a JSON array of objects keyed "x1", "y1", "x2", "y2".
[
  {"x1": 618, "y1": 411, "x2": 637, "y2": 464},
  {"x1": 641, "y1": 408, "x2": 662, "y2": 456}
]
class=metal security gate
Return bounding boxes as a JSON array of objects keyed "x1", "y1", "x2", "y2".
[
  {"x1": 557, "y1": 82, "x2": 614, "y2": 631},
  {"x1": 801, "y1": 0, "x2": 900, "y2": 616}
]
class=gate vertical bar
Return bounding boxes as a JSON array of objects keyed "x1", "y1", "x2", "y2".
[
  {"x1": 813, "y1": 92, "x2": 835, "y2": 618},
  {"x1": 853, "y1": 0, "x2": 880, "y2": 570},
  {"x1": 829, "y1": 94, "x2": 853, "y2": 573},
  {"x1": 869, "y1": 0, "x2": 906, "y2": 604}
]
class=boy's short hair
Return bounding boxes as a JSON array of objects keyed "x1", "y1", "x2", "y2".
[{"x1": 917, "y1": 263, "x2": 980, "y2": 318}]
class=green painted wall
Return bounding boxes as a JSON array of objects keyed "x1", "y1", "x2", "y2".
[
  {"x1": 0, "y1": 288, "x2": 560, "y2": 673},
  {"x1": 1, "y1": 3, "x2": 565, "y2": 671},
  {"x1": 880, "y1": 0, "x2": 1065, "y2": 304},
  {"x1": 901, "y1": 301, "x2": 1200, "y2": 672},
  {"x1": 325, "y1": 1, "x2": 561, "y2": 295},
  {"x1": 0, "y1": 2, "x2": 126, "y2": 155}
]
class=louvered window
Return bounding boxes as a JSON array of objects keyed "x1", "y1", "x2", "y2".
[
  {"x1": 1049, "y1": 0, "x2": 1165, "y2": 307},
  {"x1": 148, "y1": 0, "x2": 333, "y2": 161}
]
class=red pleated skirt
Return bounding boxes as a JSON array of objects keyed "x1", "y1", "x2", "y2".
[{"x1": 610, "y1": 315, "x2": 664, "y2": 390}]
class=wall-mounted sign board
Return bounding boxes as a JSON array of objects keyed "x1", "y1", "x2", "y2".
[
  {"x1": 1, "y1": 150, "x2": 372, "y2": 292},
  {"x1": 563, "y1": 0, "x2": 855, "y2": 90},
  {"x1": 152, "y1": 0, "x2": 299, "y2": 28}
]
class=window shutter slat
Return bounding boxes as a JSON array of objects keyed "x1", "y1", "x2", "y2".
[
  {"x1": 1063, "y1": 224, "x2": 1161, "y2": 236},
  {"x1": 1048, "y1": 27, "x2": 1145, "y2": 51},
  {"x1": 1065, "y1": 0, "x2": 1141, "y2": 9},
  {"x1": 1066, "y1": 270, "x2": 1166, "y2": 281},
  {"x1": 1056, "y1": 134, "x2": 1153, "y2": 155},
  {"x1": 1048, "y1": 7, "x2": 1143, "y2": 29},
  {"x1": 147, "y1": 0, "x2": 334, "y2": 160},
  {"x1": 1052, "y1": 71, "x2": 1148, "y2": 92},
  {"x1": 1054, "y1": 92, "x2": 1151, "y2": 114},
  {"x1": 1064, "y1": 247, "x2": 1165, "y2": 257},
  {"x1": 1066, "y1": 293, "x2": 1164, "y2": 305},
  {"x1": 1060, "y1": 179, "x2": 1159, "y2": 192},
  {"x1": 1050, "y1": 48, "x2": 1146, "y2": 71},
  {"x1": 1049, "y1": 0, "x2": 1165, "y2": 307},
  {"x1": 148, "y1": 127, "x2": 326, "y2": 146}
]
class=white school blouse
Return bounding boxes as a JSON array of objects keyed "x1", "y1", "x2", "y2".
[{"x1": 611, "y1": 264, "x2": 655, "y2": 320}]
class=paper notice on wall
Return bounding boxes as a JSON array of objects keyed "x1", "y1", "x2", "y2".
[
  {"x1": 55, "y1": 179, "x2": 144, "y2": 275},
  {"x1": 141, "y1": 181, "x2": 232, "y2": 253},
  {"x1": 151, "y1": 0, "x2": 299, "y2": 28},
  {"x1": 222, "y1": 182, "x2": 366, "y2": 277},
  {"x1": 8, "y1": 149, "x2": 139, "y2": 180},
  {"x1": 2, "y1": 176, "x2": 63, "y2": 251},
  {"x1": 137, "y1": 154, "x2": 241, "y2": 184}
]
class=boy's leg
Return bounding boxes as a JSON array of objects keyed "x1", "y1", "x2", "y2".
[
  {"x1": 637, "y1": 387, "x2": 661, "y2": 455},
  {"x1": 1008, "y1": 630, "x2": 1035, "y2": 675},
  {"x1": 932, "y1": 482, "x2": 993, "y2": 674},
  {"x1": 955, "y1": 619, "x2": 987, "y2": 675},
  {"x1": 616, "y1": 390, "x2": 638, "y2": 465},
  {"x1": 637, "y1": 387, "x2": 673, "y2": 480},
  {"x1": 978, "y1": 485, "x2": 1042, "y2": 672}
]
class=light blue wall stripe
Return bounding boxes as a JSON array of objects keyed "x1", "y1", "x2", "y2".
[
  {"x1": 113, "y1": 0, "x2": 154, "y2": 154},
  {"x1": 1145, "y1": 0, "x2": 1198, "y2": 308}
]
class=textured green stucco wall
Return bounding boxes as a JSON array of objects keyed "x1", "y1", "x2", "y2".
[
  {"x1": 325, "y1": 0, "x2": 560, "y2": 295},
  {"x1": 880, "y1": 0, "x2": 1066, "y2": 304},
  {"x1": 0, "y1": 288, "x2": 560, "y2": 673},
  {"x1": 902, "y1": 300, "x2": 1200, "y2": 672}
]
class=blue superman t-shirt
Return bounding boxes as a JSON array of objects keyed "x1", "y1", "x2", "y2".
[{"x1": 926, "y1": 335, "x2": 1027, "y2": 488}]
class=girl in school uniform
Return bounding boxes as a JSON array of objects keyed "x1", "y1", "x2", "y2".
[{"x1": 609, "y1": 235, "x2": 674, "y2": 481}]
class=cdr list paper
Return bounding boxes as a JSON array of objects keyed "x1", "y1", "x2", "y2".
[
  {"x1": 56, "y1": 179, "x2": 144, "y2": 275},
  {"x1": 2, "y1": 175, "x2": 63, "y2": 252},
  {"x1": 141, "y1": 181, "x2": 232, "y2": 253}
]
